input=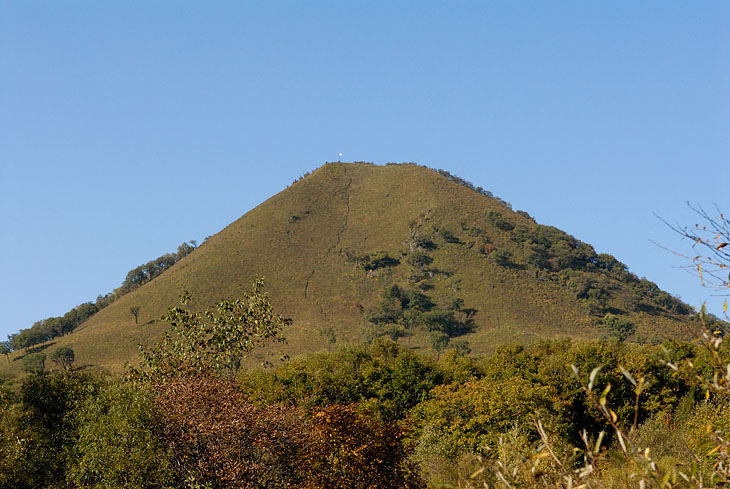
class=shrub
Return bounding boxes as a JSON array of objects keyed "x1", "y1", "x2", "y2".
[
  {"x1": 365, "y1": 323, "x2": 405, "y2": 343},
  {"x1": 240, "y1": 340, "x2": 442, "y2": 421},
  {"x1": 410, "y1": 376, "x2": 565, "y2": 455},
  {"x1": 492, "y1": 248, "x2": 513, "y2": 267},
  {"x1": 50, "y1": 347, "x2": 75, "y2": 371},
  {"x1": 22, "y1": 353, "x2": 46, "y2": 374},
  {"x1": 302, "y1": 404, "x2": 425, "y2": 489},
  {"x1": 357, "y1": 251, "x2": 400, "y2": 272},
  {"x1": 68, "y1": 379, "x2": 175, "y2": 488},
  {"x1": 602, "y1": 314, "x2": 636, "y2": 341},
  {"x1": 438, "y1": 228, "x2": 460, "y2": 243},
  {"x1": 153, "y1": 374, "x2": 309, "y2": 489},
  {"x1": 406, "y1": 250, "x2": 433, "y2": 268},
  {"x1": 486, "y1": 211, "x2": 514, "y2": 232}
]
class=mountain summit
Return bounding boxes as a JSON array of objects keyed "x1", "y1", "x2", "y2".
[{"x1": 7, "y1": 163, "x2": 692, "y2": 373}]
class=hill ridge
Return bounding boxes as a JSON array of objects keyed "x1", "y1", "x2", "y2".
[{"x1": 1, "y1": 162, "x2": 694, "y2": 377}]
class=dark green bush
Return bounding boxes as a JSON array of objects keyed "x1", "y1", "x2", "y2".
[{"x1": 486, "y1": 211, "x2": 514, "y2": 232}]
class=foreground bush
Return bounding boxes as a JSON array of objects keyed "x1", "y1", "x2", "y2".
[
  {"x1": 302, "y1": 403, "x2": 424, "y2": 489},
  {"x1": 240, "y1": 339, "x2": 444, "y2": 420},
  {"x1": 68, "y1": 379, "x2": 175, "y2": 488},
  {"x1": 152, "y1": 374, "x2": 308, "y2": 489}
]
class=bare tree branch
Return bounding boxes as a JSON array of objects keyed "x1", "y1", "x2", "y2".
[{"x1": 655, "y1": 203, "x2": 730, "y2": 294}]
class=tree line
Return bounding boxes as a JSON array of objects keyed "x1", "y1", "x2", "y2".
[
  {"x1": 2, "y1": 298, "x2": 729, "y2": 488},
  {"x1": 6, "y1": 241, "x2": 197, "y2": 353}
]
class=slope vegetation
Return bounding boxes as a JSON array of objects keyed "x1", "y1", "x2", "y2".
[{"x1": 1, "y1": 163, "x2": 693, "y2": 376}]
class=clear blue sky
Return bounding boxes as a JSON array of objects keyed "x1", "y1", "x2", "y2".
[{"x1": 1, "y1": 1, "x2": 728, "y2": 340}]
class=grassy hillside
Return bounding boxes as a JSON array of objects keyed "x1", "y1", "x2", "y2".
[{"x1": 1, "y1": 163, "x2": 694, "y2": 378}]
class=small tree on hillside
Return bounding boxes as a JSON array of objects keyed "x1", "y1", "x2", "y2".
[
  {"x1": 429, "y1": 331, "x2": 449, "y2": 360},
  {"x1": 129, "y1": 306, "x2": 141, "y2": 325},
  {"x1": 0, "y1": 341, "x2": 10, "y2": 363},
  {"x1": 450, "y1": 339, "x2": 471, "y2": 357},
  {"x1": 50, "y1": 346, "x2": 75, "y2": 371},
  {"x1": 601, "y1": 314, "x2": 636, "y2": 341},
  {"x1": 492, "y1": 248, "x2": 513, "y2": 267},
  {"x1": 319, "y1": 328, "x2": 336, "y2": 353},
  {"x1": 22, "y1": 353, "x2": 46, "y2": 374},
  {"x1": 406, "y1": 250, "x2": 433, "y2": 268}
]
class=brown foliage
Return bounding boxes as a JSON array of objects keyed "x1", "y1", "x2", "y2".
[
  {"x1": 153, "y1": 374, "x2": 308, "y2": 489},
  {"x1": 153, "y1": 377, "x2": 426, "y2": 489},
  {"x1": 302, "y1": 404, "x2": 425, "y2": 489}
]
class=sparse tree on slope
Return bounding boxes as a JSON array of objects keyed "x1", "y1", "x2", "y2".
[
  {"x1": 319, "y1": 327, "x2": 336, "y2": 353},
  {"x1": 0, "y1": 341, "x2": 10, "y2": 363},
  {"x1": 50, "y1": 347, "x2": 75, "y2": 371},
  {"x1": 129, "y1": 306, "x2": 141, "y2": 325},
  {"x1": 22, "y1": 353, "x2": 46, "y2": 374}
]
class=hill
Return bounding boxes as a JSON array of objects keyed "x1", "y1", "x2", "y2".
[{"x1": 1, "y1": 163, "x2": 694, "y2": 377}]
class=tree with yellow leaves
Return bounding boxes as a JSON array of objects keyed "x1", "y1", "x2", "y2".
[{"x1": 302, "y1": 404, "x2": 425, "y2": 489}]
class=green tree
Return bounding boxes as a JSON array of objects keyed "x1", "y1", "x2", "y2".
[
  {"x1": 492, "y1": 248, "x2": 513, "y2": 267},
  {"x1": 407, "y1": 250, "x2": 433, "y2": 268},
  {"x1": 240, "y1": 340, "x2": 442, "y2": 421},
  {"x1": 6, "y1": 302, "x2": 98, "y2": 354},
  {"x1": 319, "y1": 327, "x2": 336, "y2": 353},
  {"x1": 129, "y1": 305, "x2": 141, "y2": 325},
  {"x1": 405, "y1": 289, "x2": 435, "y2": 311},
  {"x1": 411, "y1": 376, "x2": 563, "y2": 456},
  {"x1": 450, "y1": 339, "x2": 471, "y2": 357},
  {"x1": 601, "y1": 314, "x2": 636, "y2": 341},
  {"x1": 527, "y1": 244, "x2": 550, "y2": 269},
  {"x1": 0, "y1": 341, "x2": 10, "y2": 362},
  {"x1": 68, "y1": 378, "x2": 175, "y2": 488},
  {"x1": 0, "y1": 402, "x2": 26, "y2": 487},
  {"x1": 12, "y1": 327, "x2": 49, "y2": 352},
  {"x1": 176, "y1": 240, "x2": 197, "y2": 260},
  {"x1": 50, "y1": 346, "x2": 75, "y2": 371},
  {"x1": 134, "y1": 277, "x2": 290, "y2": 380},
  {"x1": 430, "y1": 331, "x2": 449, "y2": 360},
  {"x1": 357, "y1": 250, "x2": 400, "y2": 271},
  {"x1": 7, "y1": 372, "x2": 93, "y2": 488},
  {"x1": 22, "y1": 352, "x2": 46, "y2": 374},
  {"x1": 486, "y1": 210, "x2": 515, "y2": 231}
]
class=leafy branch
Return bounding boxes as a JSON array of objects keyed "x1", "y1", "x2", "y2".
[{"x1": 131, "y1": 277, "x2": 290, "y2": 381}]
